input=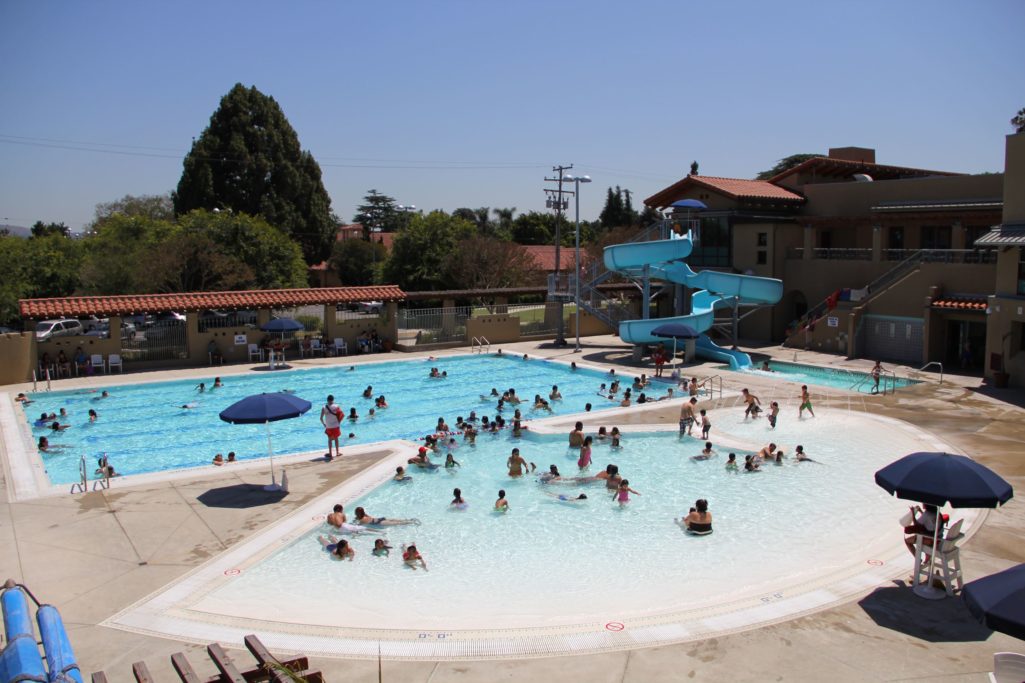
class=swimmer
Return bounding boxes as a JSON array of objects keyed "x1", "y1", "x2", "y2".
[
  {"x1": 544, "y1": 491, "x2": 588, "y2": 503},
  {"x1": 408, "y1": 446, "x2": 436, "y2": 469},
  {"x1": 375, "y1": 395, "x2": 388, "y2": 408},
  {"x1": 318, "y1": 535, "x2": 354, "y2": 561},
  {"x1": 795, "y1": 445, "x2": 817, "y2": 463},
  {"x1": 402, "y1": 544, "x2": 427, "y2": 570},
  {"x1": 658, "y1": 388, "x2": 675, "y2": 402},
  {"x1": 539, "y1": 464, "x2": 562, "y2": 483},
  {"x1": 569, "y1": 421, "x2": 584, "y2": 448},
  {"x1": 88, "y1": 409, "x2": 98, "y2": 422},
  {"x1": 613, "y1": 479, "x2": 640, "y2": 506},
  {"x1": 367, "y1": 408, "x2": 375, "y2": 419},
  {"x1": 96, "y1": 390, "x2": 110, "y2": 400},
  {"x1": 226, "y1": 451, "x2": 236, "y2": 463},
  {"x1": 15, "y1": 393, "x2": 33, "y2": 405},
  {"x1": 768, "y1": 401, "x2": 780, "y2": 429},
  {"x1": 600, "y1": 464, "x2": 622, "y2": 490},
  {"x1": 180, "y1": 403, "x2": 199, "y2": 409},
  {"x1": 676, "y1": 498, "x2": 713, "y2": 534},
  {"x1": 757, "y1": 443, "x2": 777, "y2": 462},
  {"x1": 693, "y1": 442, "x2": 715, "y2": 461},
  {"x1": 744, "y1": 455, "x2": 761, "y2": 472},
  {"x1": 354, "y1": 506, "x2": 420, "y2": 527},
  {"x1": 522, "y1": 354, "x2": 528, "y2": 361},
  {"x1": 212, "y1": 453, "x2": 224, "y2": 466},
  {"x1": 584, "y1": 402, "x2": 592, "y2": 412},
  {"x1": 700, "y1": 409, "x2": 711, "y2": 439},
  {"x1": 495, "y1": 489, "x2": 509, "y2": 511},
  {"x1": 281, "y1": 388, "x2": 296, "y2": 394},
  {"x1": 196, "y1": 382, "x2": 205, "y2": 393},
  {"x1": 725, "y1": 453, "x2": 739, "y2": 471},
  {"x1": 362, "y1": 385, "x2": 373, "y2": 398},
  {"x1": 610, "y1": 434, "x2": 622, "y2": 449},
  {"x1": 444, "y1": 453, "x2": 460, "y2": 469},
  {"x1": 50, "y1": 421, "x2": 70, "y2": 432},
  {"x1": 760, "y1": 360, "x2": 774, "y2": 372},
  {"x1": 512, "y1": 420, "x2": 523, "y2": 438},
  {"x1": 450, "y1": 488, "x2": 467, "y2": 508},
  {"x1": 597, "y1": 383, "x2": 607, "y2": 397},
  {"x1": 507, "y1": 447, "x2": 528, "y2": 477},
  {"x1": 550, "y1": 385, "x2": 562, "y2": 400},
  {"x1": 373, "y1": 538, "x2": 393, "y2": 556},
  {"x1": 326, "y1": 503, "x2": 347, "y2": 527},
  {"x1": 59, "y1": 408, "x2": 68, "y2": 418},
  {"x1": 570, "y1": 362, "x2": 577, "y2": 370},
  {"x1": 577, "y1": 436, "x2": 593, "y2": 470},
  {"x1": 213, "y1": 377, "x2": 223, "y2": 388},
  {"x1": 393, "y1": 466, "x2": 412, "y2": 481},
  {"x1": 775, "y1": 450, "x2": 785, "y2": 465},
  {"x1": 436, "y1": 416, "x2": 450, "y2": 432},
  {"x1": 37, "y1": 436, "x2": 68, "y2": 452},
  {"x1": 348, "y1": 407, "x2": 358, "y2": 421}
]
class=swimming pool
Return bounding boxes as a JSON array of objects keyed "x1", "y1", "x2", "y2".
[
  {"x1": 24, "y1": 355, "x2": 645, "y2": 485},
  {"x1": 187, "y1": 407, "x2": 918, "y2": 634},
  {"x1": 739, "y1": 361, "x2": 920, "y2": 393}
]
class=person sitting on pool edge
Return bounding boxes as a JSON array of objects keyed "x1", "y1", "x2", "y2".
[{"x1": 677, "y1": 498, "x2": 713, "y2": 535}]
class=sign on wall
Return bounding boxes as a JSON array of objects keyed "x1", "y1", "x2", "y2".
[
  {"x1": 827, "y1": 317, "x2": 839, "y2": 328},
  {"x1": 234, "y1": 334, "x2": 247, "y2": 346}
]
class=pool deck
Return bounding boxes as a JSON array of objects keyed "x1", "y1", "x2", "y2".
[{"x1": 1, "y1": 336, "x2": 1023, "y2": 681}]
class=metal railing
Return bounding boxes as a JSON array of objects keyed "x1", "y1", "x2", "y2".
[
  {"x1": 471, "y1": 336, "x2": 490, "y2": 354},
  {"x1": 697, "y1": 374, "x2": 723, "y2": 401},
  {"x1": 787, "y1": 247, "x2": 997, "y2": 264},
  {"x1": 849, "y1": 368, "x2": 897, "y2": 395},
  {"x1": 918, "y1": 361, "x2": 944, "y2": 384}
]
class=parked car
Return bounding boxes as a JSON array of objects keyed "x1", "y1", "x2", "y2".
[
  {"x1": 85, "y1": 321, "x2": 136, "y2": 340},
  {"x1": 145, "y1": 313, "x2": 185, "y2": 340},
  {"x1": 35, "y1": 319, "x2": 84, "y2": 341},
  {"x1": 79, "y1": 315, "x2": 108, "y2": 333},
  {"x1": 357, "y1": 301, "x2": 383, "y2": 315}
]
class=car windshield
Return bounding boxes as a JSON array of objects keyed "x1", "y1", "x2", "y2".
[{"x1": 35, "y1": 322, "x2": 54, "y2": 332}]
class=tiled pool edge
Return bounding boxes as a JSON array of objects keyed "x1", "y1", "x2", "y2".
[{"x1": 99, "y1": 409, "x2": 984, "y2": 661}]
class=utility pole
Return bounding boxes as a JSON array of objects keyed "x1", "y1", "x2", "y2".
[{"x1": 544, "y1": 164, "x2": 573, "y2": 346}]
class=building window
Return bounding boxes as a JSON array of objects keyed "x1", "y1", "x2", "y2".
[
  {"x1": 689, "y1": 215, "x2": 731, "y2": 268},
  {"x1": 965, "y1": 225, "x2": 989, "y2": 248},
  {"x1": 921, "y1": 225, "x2": 952, "y2": 250},
  {"x1": 757, "y1": 232, "x2": 767, "y2": 247},
  {"x1": 757, "y1": 251, "x2": 767, "y2": 265},
  {"x1": 1018, "y1": 249, "x2": 1025, "y2": 296}
]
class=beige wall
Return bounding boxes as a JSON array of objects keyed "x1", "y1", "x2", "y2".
[
  {"x1": 985, "y1": 293, "x2": 1025, "y2": 386},
  {"x1": 567, "y1": 310, "x2": 614, "y2": 337},
  {"x1": 994, "y1": 246, "x2": 1021, "y2": 297},
  {"x1": 1004, "y1": 133, "x2": 1025, "y2": 223},
  {"x1": 801, "y1": 174, "x2": 1004, "y2": 216},
  {"x1": 0, "y1": 333, "x2": 36, "y2": 385},
  {"x1": 466, "y1": 316, "x2": 520, "y2": 344}
]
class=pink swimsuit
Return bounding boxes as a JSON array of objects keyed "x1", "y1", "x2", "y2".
[
  {"x1": 577, "y1": 445, "x2": 591, "y2": 468},
  {"x1": 617, "y1": 489, "x2": 630, "y2": 503}
]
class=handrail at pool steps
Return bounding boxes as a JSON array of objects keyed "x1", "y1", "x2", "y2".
[
  {"x1": 471, "y1": 336, "x2": 490, "y2": 354},
  {"x1": 698, "y1": 374, "x2": 723, "y2": 402},
  {"x1": 917, "y1": 361, "x2": 944, "y2": 384},
  {"x1": 1, "y1": 579, "x2": 83, "y2": 683}
]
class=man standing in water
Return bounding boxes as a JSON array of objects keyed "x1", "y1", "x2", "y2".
[
  {"x1": 679, "y1": 397, "x2": 698, "y2": 436},
  {"x1": 320, "y1": 394, "x2": 343, "y2": 460},
  {"x1": 569, "y1": 421, "x2": 585, "y2": 448}
]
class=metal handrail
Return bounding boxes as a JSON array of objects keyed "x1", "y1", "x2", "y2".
[
  {"x1": 697, "y1": 375, "x2": 723, "y2": 401},
  {"x1": 918, "y1": 361, "x2": 944, "y2": 384},
  {"x1": 471, "y1": 336, "x2": 490, "y2": 354},
  {"x1": 70, "y1": 455, "x2": 87, "y2": 494}
]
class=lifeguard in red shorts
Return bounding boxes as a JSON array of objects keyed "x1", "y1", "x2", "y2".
[{"x1": 320, "y1": 394, "x2": 343, "y2": 460}]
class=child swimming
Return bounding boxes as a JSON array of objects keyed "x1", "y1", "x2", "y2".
[{"x1": 613, "y1": 479, "x2": 640, "y2": 506}]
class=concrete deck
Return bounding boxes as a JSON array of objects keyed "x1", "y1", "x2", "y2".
[{"x1": 2, "y1": 336, "x2": 1023, "y2": 682}]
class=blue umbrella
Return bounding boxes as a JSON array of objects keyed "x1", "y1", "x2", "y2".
[
  {"x1": 962, "y1": 563, "x2": 1025, "y2": 640},
  {"x1": 670, "y1": 199, "x2": 708, "y2": 210},
  {"x1": 220, "y1": 393, "x2": 312, "y2": 491},
  {"x1": 875, "y1": 452, "x2": 1013, "y2": 599},
  {"x1": 260, "y1": 318, "x2": 304, "y2": 333}
]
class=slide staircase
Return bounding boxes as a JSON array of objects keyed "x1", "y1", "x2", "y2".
[{"x1": 603, "y1": 230, "x2": 783, "y2": 369}]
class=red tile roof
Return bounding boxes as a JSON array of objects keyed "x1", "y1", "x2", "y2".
[
  {"x1": 521, "y1": 245, "x2": 572, "y2": 272},
  {"x1": 645, "y1": 175, "x2": 804, "y2": 208},
  {"x1": 931, "y1": 297, "x2": 987, "y2": 311},
  {"x1": 20, "y1": 286, "x2": 406, "y2": 319}
]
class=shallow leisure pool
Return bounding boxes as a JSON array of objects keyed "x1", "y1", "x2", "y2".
[
  {"x1": 737, "y1": 361, "x2": 920, "y2": 393},
  {"x1": 25, "y1": 355, "x2": 651, "y2": 485}
]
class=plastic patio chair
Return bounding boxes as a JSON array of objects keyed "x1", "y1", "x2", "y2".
[
  {"x1": 90, "y1": 354, "x2": 105, "y2": 374},
  {"x1": 990, "y1": 652, "x2": 1025, "y2": 683},
  {"x1": 914, "y1": 518, "x2": 965, "y2": 595},
  {"x1": 307, "y1": 338, "x2": 324, "y2": 357},
  {"x1": 247, "y1": 343, "x2": 264, "y2": 362},
  {"x1": 333, "y1": 338, "x2": 348, "y2": 356},
  {"x1": 107, "y1": 354, "x2": 123, "y2": 373}
]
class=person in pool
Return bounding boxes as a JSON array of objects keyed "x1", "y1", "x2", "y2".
[
  {"x1": 693, "y1": 442, "x2": 715, "y2": 461},
  {"x1": 353, "y1": 506, "x2": 420, "y2": 527},
  {"x1": 88, "y1": 409, "x2": 98, "y2": 422},
  {"x1": 544, "y1": 491, "x2": 588, "y2": 503},
  {"x1": 725, "y1": 453, "x2": 739, "y2": 471},
  {"x1": 444, "y1": 453, "x2": 460, "y2": 469},
  {"x1": 795, "y1": 445, "x2": 817, "y2": 463},
  {"x1": 577, "y1": 436, "x2": 593, "y2": 470},
  {"x1": 318, "y1": 535, "x2": 355, "y2": 561},
  {"x1": 451, "y1": 488, "x2": 467, "y2": 508},
  {"x1": 613, "y1": 479, "x2": 640, "y2": 506},
  {"x1": 677, "y1": 498, "x2": 713, "y2": 534},
  {"x1": 362, "y1": 385, "x2": 373, "y2": 398},
  {"x1": 744, "y1": 455, "x2": 761, "y2": 472},
  {"x1": 494, "y1": 489, "x2": 509, "y2": 511},
  {"x1": 372, "y1": 539, "x2": 392, "y2": 557},
  {"x1": 799, "y1": 385, "x2": 815, "y2": 418},
  {"x1": 408, "y1": 447, "x2": 436, "y2": 468},
  {"x1": 402, "y1": 544, "x2": 427, "y2": 570},
  {"x1": 393, "y1": 466, "x2": 412, "y2": 481},
  {"x1": 539, "y1": 464, "x2": 562, "y2": 483},
  {"x1": 549, "y1": 385, "x2": 562, "y2": 401},
  {"x1": 507, "y1": 447, "x2": 529, "y2": 477}
]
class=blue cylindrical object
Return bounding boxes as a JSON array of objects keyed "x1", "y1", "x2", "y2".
[
  {"x1": 0, "y1": 587, "x2": 47, "y2": 683},
  {"x1": 36, "y1": 605, "x2": 83, "y2": 683}
]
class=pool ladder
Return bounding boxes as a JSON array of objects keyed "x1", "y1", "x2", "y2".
[
  {"x1": 471, "y1": 336, "x2": 490, "y2": 354},
  {"x1": 697, "y1": 375, "x2": 723, "y2": 403},
  {"x1": 848, "y1": 368, "x2": 898, "y2": 395},
  {"x1": 69, "y1": 454, "x2": 112, "y2": 494}
]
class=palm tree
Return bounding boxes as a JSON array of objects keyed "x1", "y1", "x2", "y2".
[{"x1": 492, "y1": 207, "x2": 516, "y2": 237}]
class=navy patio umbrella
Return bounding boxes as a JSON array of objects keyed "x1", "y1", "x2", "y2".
[
  {"x1": 962, "y1": 563, "x2": 1025, "y2": 640},
  {"x1": 670, "y1": 199, "x2": 708, "y2": 210},
  {"x1": 651, "y1": 323, "x2": 700, "y2": 369},
  {"x1": 220, "y1": 392, "x2": 312, "y2": 491},
  {"x1": 260, "y1": 318, "x2": 305, "y2": 334},
  {"x1": 875, "y1": 451, "x2": 1013, "y2": 599}
]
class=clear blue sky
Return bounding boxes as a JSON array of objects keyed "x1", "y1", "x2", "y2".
[{"x1": 1, "y1": 0, "x2": 1021, "y2": 231}]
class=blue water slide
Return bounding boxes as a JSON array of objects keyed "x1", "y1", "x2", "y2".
[
  {"x1": 603, "y1": 235, "x2": 783, "y2": 369},
  {"x1": 1, "y1": 587, "x2": 47, "y2": 683},
  {"x1": 37, "y1": 605, "x2": 83, "y2": 683}
]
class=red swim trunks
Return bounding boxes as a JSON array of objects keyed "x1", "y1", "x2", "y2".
[{"x1": 325, "y1": 427, "x2": 341, "y2": 439}]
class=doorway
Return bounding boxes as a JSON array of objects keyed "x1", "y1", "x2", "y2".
[{"x1": 944, "y1": 319, "x2": 986, "y2": 371}]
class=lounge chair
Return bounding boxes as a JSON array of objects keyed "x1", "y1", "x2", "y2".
[{"x1": 990, "y1": 652, "x2": 1025, "y2": 683}]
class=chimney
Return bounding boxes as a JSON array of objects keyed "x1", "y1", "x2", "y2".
[{"x1": 828, "y1": 147, "x2": 876, "y2": 164}]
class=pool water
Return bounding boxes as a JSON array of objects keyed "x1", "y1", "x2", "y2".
[
  {"x1": 739, "y1": 361, "x2": 920, "y2": 393},
  {"x1": 202, "y1": 409, "x2": 917, "y2": 630},
  {"x1": 25, "y1": 355, "x2": 647, "y2": 485}
]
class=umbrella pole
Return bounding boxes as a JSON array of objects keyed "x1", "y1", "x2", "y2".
[
  {"x1": 264, "y1": 420, "x2": 283, "y2": 492},
  {"x1": 913, "y1": 507, "x2": 946, "y2": 600}
]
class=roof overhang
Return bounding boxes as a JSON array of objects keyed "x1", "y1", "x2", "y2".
[
  {"x1": 973, "y1": 223, "x2": 1025, "y2": 246},
  {"x1": 870, "y1": 199, "x2": 1003, "y2": 213}
]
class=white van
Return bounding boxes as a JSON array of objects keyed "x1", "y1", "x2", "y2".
[{"x1": 35, "y1": 319, "x2": 84, "y2": 341}]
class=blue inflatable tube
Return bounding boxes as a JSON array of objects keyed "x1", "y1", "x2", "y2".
[
  {"x1": 0, "y1": 587, "x2": 47, "y2": 683},
  {"x1": 37, "y1": 605, "x2": 83, "y2": 683}
]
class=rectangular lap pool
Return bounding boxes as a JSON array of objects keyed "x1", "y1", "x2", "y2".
[{"x1": 23, "y1": 355, "x2": 639, "y2": 486}]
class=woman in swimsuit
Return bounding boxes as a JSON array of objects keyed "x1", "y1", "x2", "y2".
[
  {"x1": 678, "y1": 499, "x2": 713, "y2": 534},
  {"x1": 444, "y1": 453, "x2": 460, "y2": 469},
  {"x1": 451, "y1": 488, "x2": 467, "y2": 508},
  {"x1": 507, "y1": 448, "x2": 528, "y2": 477},
  {"x1": 494, "y1": 489, "x2": 509, "y2": 511},
  {"x1": 353, "y1": 506, "x2": 420, "y2": 527},
  {"x1": 318, "y1": 535, "x2": 355, "y2": 561},
  {"x1": 577, "y1": 436, "x2": 593, "y2": 470}
]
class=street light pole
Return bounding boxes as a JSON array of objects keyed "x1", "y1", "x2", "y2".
[{"x1": 565, "y1": 175, "x2": 591, "y2": 352}]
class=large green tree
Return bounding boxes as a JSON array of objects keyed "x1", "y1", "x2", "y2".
[
  {"x1": 444, "y1": 237, "x2": 542, "y2": 296},
  {"x1": 78, "y1": 213, "x2": 176, "y2": 294},
  {"x1": 173, "y1": 83, "x2": 336, "y2": 263},
  {"x1": 384, "y1": 211, "x2": 475, "y2": 290},
  {"x1": 1013, "y1": 107, "x2": 1025, "y2": 133},
  {"x1": 755, "y1": 153, "x2": 818, "y2": 180},
  {"x1": 510, "y1": 211, "x2": 567, "y2": 245},
  {"x1": 91, "y1": 193, "x2": 174, "y2": 229},
  {"x1": 137, "y1": 232, "x2": 254, "y2": 293},
  {"x1": 354, "y1": 189, "x2": 406, "y2": 238},
  {"x1": 329, "y1": 238, "x2": 387, "y2": 286}
]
